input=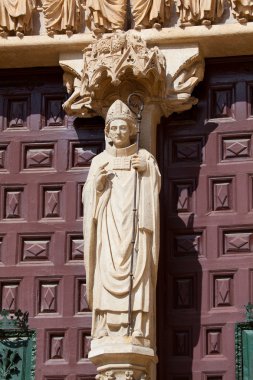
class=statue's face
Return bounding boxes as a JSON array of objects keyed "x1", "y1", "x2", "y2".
[{"x1": 108, "y1": 119, "x2": 131, "y2": 148}]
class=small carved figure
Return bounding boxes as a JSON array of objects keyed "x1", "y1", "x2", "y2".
[
  {"x1": 131, "y1": 0, "x2": 171, "y2": 30},
  {"x1": 42, "y1": 0, "x2": 81, "y2": 36},
  {"x1": 232, "y1": 0, "x2": 253, "y2": 23},
  {"x1": 84, "y1": 0, "x2": 171, "y2": 32},
  {"x1": 83, "y1": 100, "x2": 160, "y2": 344},
  {"x1": 177, "y1": 0, "x2": 226, "y2": 25},
  {"x1": 84, "y1": 0, "x2": 126, "y2": 33},
  {"x1": 0, "y1": 0, "x2": 36, "y2": 37}
]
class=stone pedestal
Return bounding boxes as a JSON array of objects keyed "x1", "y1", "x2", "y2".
[{"x1": 89, "y1": 337, "x2": 157, "y2": 380}]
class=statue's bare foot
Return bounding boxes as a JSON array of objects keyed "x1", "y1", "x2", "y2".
[
  {"x1": 132, "y1": 330, "x2": 144, "y2": 338},
  {"x1": 153, "y1": 22, "x2": 162, "y2": 30},
  {"x1": 0, "y1": 29, "x2": 8, "y2": 38},
  {"x1": 16, "y1": 29, "x2": 24, "y2": 38},
  {"x1": 134, "y1": 24, "x2": 144, "y2": 31},
  {"x1": 201, "y1": 19, "x2": 211, "y2": 26},
  {"x1": 97, "y1": 329, "x2": 108, "y2": 339},
  {"x1": 47, "y1": 28, "x2": 55, "y2": 37},
  {"x1": 238, "y1": 17, "x2": 247, "y2": 23},
  {"x1": 66, "y1": 27, "x2": 73, "y2": 37},
  {"x1": 93, "y1": 27, "x2": 105, "y2": 36}
]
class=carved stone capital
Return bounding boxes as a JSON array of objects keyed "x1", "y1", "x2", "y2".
[{"x1": 60, "y1": 37, "x2": 204, "y2": 120}]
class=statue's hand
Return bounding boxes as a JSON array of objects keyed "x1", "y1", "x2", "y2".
[
  {"x1": 95, "y1": 162, "x2": 109, "y2": 192},
  {"x1": 132, "y1": 154, "x2": 147, "y2": 173}
]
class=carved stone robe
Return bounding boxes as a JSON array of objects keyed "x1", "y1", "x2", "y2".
[
  {"x1": 85, "y1": 0, "x2": 126, "y2": 31},
  {"x1": 177, "y1": 0, "x2": 225, "y2": 24},
  {"x1": 86, "y1": 0, "x2": 170, "y2": 31},
  {"x1": 0, "y1": 0, "x2": 35, "y2": 32},
  {"x1": 83, "y1": 143, "x2": 160, "y2": 340},
  {"x1": 131, "y1": 0, "x2": 171, "y2": 28},
  {"x1": 42, "y1": 0, "x2": 80, "y2": 32}
]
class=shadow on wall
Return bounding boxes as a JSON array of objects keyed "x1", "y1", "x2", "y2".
[{"x1": 156, "y1": 79, "x2": 218, "y2": 380}]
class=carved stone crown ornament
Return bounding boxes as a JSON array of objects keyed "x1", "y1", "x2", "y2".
[
  {"x1": 61, "y1": 31, "x2": 204, "y2": 119},
  {"x1": 61, "y1": 31, "x2": 166, "y2": 118}
]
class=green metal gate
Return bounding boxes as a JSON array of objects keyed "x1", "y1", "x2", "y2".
[{"x1": 0, "y1": 310, "x2": 36, "y2": 380}]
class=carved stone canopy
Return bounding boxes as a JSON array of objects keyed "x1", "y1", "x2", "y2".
[
  {"x1": 61, "y1": 32, "x2": 204, "y2": 119},
  {"x1": 61, "y1": 31, "x2": 168, "y2": 118}
]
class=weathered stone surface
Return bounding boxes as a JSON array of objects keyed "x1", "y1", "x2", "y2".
[{"x1": 83, "y1": 99, "x2": 160, "y2": 378}]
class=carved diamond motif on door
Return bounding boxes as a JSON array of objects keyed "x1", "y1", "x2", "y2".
[
  {"x1": 173, "y1": 330, "x2": 190, "y2": 356},
  {"x1": 174, "y1": 277, "x2": 194, "y2": 309},
  {"x1": 70, "y1": 142, "x2": 103, "y2": 169},
  {"x1": 173, "y1": 183, "x2": 194, "y2": 213},
  {"x1": 174, "y1": 234, "x2": 202, "y2": 256},
  {"x1": 74, "y1": 147, "x2": 97, "y2": 167},
  {"x1": 49, "y1": 334, "x2": 65, "y2": 360},
  {"x1": 40, "y1": 282, "x2": 59, "y2": 313},
  {"x1": 43, "y1": 95, "x2": 66, "y2": 127},
  {"x1": 213, "y1": 275, "x2": 233, "y2": 307},
  {"x1": 24, "y1": 145, "x2": 54, "y2": 169},
  {"x1": 6, "y1": 97, "x2": 29, "y2": 129},
  {"x1": 43, "y1": 187, "x2": 62, "y2": 218},
  {"x1": 68, "y1": 235, "x2": 84, "y2": 261},
  {"x1": 206, "y1": 329, "x2": 222, "y2": 355},
  {"x1": 22, "y1": 238, "x2": 50, "y2": 261},
  {"x1": 224, "y1": 232, "x2": 252, "y2": 254},
  {"x1": 1, "y1": 283, "x2": 19, "y2": 312},
  {"x1": 172, "y1": 139, "x2": 203, "y2": 163},
  {"x1": 210, "y1": 87, "x2": 233, "y2": 118},
  {"x1": 4, "y1": 189, "x2": 23, "y2": 219},
  {"x1": 211, "y1": 179, "x2": 233, "y2": 211},
  {"x1": 222, "y1": 137, "x2": 251, "y2": 160}
]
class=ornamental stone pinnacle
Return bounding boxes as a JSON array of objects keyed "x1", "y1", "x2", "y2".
[{"x1": 62, "y1": 31, "x2": 166, "y2": 117}]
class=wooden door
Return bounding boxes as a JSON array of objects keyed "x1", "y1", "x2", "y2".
[
  {"x1": 157, "y1": 57, "x2": 253, "y2": 380},
  {"x1": 0, "y1": 67, "x2": 104, "y2": 380}
]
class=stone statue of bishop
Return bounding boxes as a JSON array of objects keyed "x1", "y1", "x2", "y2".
[{"x1": 83, "y1": 99, "x2": 160, "y2": 350}]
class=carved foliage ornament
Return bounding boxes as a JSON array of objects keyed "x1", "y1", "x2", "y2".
[
  {"x1": 95, "y1": 369, "x2": 149, "y2": 380},
  {"x1": 61, "y1": 32, "x2": 204, "y2": 118},
  {"x1": 165, "y1": 54, "x2": 205, "y2": 114},
  {"x1": 62, "y1": 32, "x2": 167, "y2": 117}
]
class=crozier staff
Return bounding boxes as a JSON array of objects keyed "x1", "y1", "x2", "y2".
[{"x1": 83, "y1": 100, "x2": 160, "y2": 346}]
